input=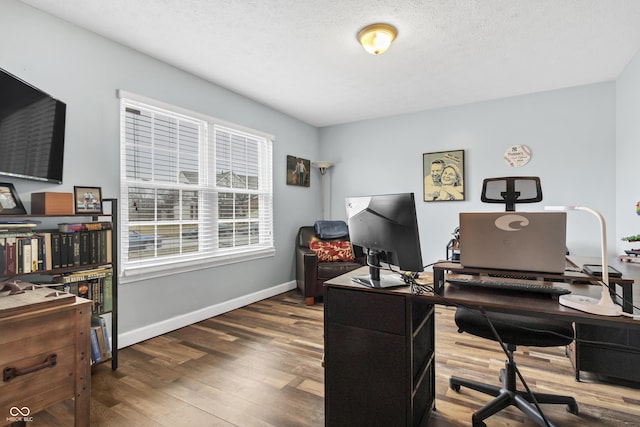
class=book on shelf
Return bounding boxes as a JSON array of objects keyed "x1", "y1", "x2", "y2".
[
  {"x1": 54, "y1": 266, "x2": 113, "y2": 283},
  {"x1": 4, "y1": 237, "x2": 17, "y2": 276},
  {"x1": 93, "y1": 325, "x2": 108, "y2": 361},
  {"x1": 0, "y1": 220, "x2": 41, "y2": 234},
  {"x1": 16, "y1": 241, "x2": 25, "y2": 275},
  {"x1": 40, "y1": 233, "x2": 52, "y2": 271},
  {"x1": 0, "y1": 220, "x2": 41, "y2": 225},
  {"x1": 59, "y1": 232, "x2": 69, "y2": 268},
  {"x1": 89, "y1": 327, "x2": 102, "y2": 364},
  {"x1": 30, "y1": 236, "x2": 39, "y2": 272},
  {"x1": 79, "y1": 231, "x2": 90, "y2": 266},
  {"x1": 71, "y1": 232, "x2": 80, "y2": 267},
  {"x1": 51, "y1": 232, "x2": 62, "y2": 269},
  {"x1": 91, "y1": 316, "x2": 112, "y2": 360},
  {"x1": 58, "y1": 222, "x2": 112, "y2": 233},
  {"x1": 102, "y1": 274, "x2": 113, "y2": 312}
]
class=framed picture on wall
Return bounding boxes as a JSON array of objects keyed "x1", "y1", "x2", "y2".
[
  {"x1": 286, "y1": 155, "x2": 310, "y2": 187},
  {"x1": 0, "y1": 183, "x2": 27, "y2": 215},
  {"x1": 423, "y1": 149, "x2": 465, "y2": 201}
]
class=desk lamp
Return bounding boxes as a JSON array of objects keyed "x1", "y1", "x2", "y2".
[{"x1": 545, "y1": 205, "x2": 622, "y2": 316}]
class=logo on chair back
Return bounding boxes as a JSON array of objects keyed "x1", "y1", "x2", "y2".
[{"x1": 494, "y1": 214, "x2": 529, "y2": 232}]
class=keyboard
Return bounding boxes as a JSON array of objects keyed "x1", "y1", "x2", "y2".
[{"x1": 446, "y1": 277, "x2": 571, "y2": 295}]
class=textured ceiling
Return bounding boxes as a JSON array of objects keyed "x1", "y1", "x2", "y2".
[{"x1": 18, "y1": 0, "x2": 640, "y2": 127}]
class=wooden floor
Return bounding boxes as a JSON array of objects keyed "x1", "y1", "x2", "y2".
[{"x1": 41, "y1": 290, "x2": 640, "y2": 426}]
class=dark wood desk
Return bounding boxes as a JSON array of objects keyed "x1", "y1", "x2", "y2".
[
  {"x1": 433, "y1": 259, "x2": 637, "y2": 314},
  {"x1": 324, "y1": 266, "x2": 640, "y2": 426}
]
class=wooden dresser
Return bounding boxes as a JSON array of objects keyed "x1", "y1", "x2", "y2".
[{"x1": 0, "y1": 287, "x2": 91, "y2": 426}]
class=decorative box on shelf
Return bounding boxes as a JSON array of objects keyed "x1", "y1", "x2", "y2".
[{"x1": 31, "y1": 192, "x2": 74, "y2": 215}]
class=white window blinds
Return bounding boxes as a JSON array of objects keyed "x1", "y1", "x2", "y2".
[{"x1": 119, "y1": 92, "x2": 274, "y2": 279}]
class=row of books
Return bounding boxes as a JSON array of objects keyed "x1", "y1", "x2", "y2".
[
  {"x1": 90, "y1": 316, "x2": 112, "y2": 364},
  {"x1": 48, "y1": 264, "x2": 113, "y2": 364},
  {"x1": 50, "y1": 267, "x2": 113, "y2": 315},
  {"x1": 0, "y1": 223, "x2": 112, "y2": 276}
]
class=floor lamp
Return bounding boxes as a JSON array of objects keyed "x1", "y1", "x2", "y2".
[{"x1": 312, "y1": 161, "x2": 334, "y2": 220}]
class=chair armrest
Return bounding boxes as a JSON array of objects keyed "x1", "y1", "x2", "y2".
[{"x1": 296, "y1": 246, "x2": 318, "y2": 287}]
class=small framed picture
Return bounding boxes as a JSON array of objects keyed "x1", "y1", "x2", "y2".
[
  {"x1": 286, "y1": 155, "x2": 310, "y2": 187},
  {"x1": 0, "y1": 183, "x2": 27, "y2": 215},
  {"x1": 74, "y1": 186, "x2": 103, "y2": 214},
  {"x1": 423, "y1": 149, "x2": 465, "y2": 201}
]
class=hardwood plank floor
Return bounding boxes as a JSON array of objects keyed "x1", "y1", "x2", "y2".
[{"x1": 41, "y1": 290, "x2": 640, "y2": 426}]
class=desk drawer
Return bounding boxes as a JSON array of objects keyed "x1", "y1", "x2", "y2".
[
  {"x1": 325, "y1": 287, "x2": 406, "y2": 335},
  {"x1": 0, "y1": 307, "x2": 79, "y2": 421},
  {"x1": 578, "y1": 344, "x2": 640, "y2": 382},
  {"x1": 576, "y1": 324, "x2": 640, "y2": 348}
]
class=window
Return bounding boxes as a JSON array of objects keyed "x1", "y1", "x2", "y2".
[{"x1": 119, "y1": 91, "x2": 274, "y2": 279}]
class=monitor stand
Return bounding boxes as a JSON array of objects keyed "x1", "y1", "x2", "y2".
[{"x1": 351, "y1": 263, "x2": 407, "y2": 289}]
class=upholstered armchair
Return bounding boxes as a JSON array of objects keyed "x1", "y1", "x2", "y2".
[{"x1": 295, "y1": 222, "x2": 364, "y2": 306}]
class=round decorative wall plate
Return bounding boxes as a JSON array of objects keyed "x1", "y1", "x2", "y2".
[{"x1": 504, "y1": 144, "x2": 531, "y2": 167}]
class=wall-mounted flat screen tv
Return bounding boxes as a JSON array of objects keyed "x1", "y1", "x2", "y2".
[{"x1": 0, "y1": 67, "x2": 66, "y2": 184}]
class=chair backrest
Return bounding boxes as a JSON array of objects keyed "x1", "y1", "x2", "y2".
[{"x1": 480, "y1": 176, "x2": 542, "y2": 211}]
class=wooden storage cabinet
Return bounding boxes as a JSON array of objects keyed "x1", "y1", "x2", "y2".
[
  {"x1": 0, "y1": 294, "x2": 91, "y2": 427},
  {"x1": 324, "y1": 286, "x2": 435, "y2": 427}
]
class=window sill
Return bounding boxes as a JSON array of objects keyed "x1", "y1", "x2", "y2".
[{"x1": 120, "y1": 247, "x2": 276, "y2": 284}]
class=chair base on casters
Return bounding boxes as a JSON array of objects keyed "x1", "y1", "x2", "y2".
[{"x1": 450, "y1": 357, "x2": 578, "y2": 427}]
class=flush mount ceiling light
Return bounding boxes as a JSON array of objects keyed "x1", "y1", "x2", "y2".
[{"x1": 357, "y1": 23, "x2": 397, "y2": 55}]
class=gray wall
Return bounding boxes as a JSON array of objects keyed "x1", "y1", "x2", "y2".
[
  {"x1": 2, "y1": 0, "x2": 639, "y2": 347},
  {"x1": 1, "y1": 0, "x2": 322, "y2": 345},
  {"x1": 319, "y1": 83, "x2": 618, "y2": 263}
]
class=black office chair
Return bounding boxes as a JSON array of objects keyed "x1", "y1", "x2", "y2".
[{"x1": 449, "y1": 177, "x2": 579, "y2": 427}]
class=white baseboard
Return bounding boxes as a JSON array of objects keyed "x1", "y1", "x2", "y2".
[{"x1": 118, "y1": 280, "x2": 297, "y2": 349}]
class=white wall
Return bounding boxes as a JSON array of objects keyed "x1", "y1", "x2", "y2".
[
  {"x1": 616, "y1": 49, "x2": 640, "y2": 254},
  {"x1": 319, "y1": 83, "x2": 618, "y2": 264},
  {"x1": 1, "y1": 0, "x2": 322, "y2": 345}
]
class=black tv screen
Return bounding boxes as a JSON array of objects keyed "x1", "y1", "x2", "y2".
[{"x1": 0, "y1": 68, "x2": 66, "y2": 184}]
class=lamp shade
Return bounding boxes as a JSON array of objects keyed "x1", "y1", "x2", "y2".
[
  {"x1": 311, "y1": 161, "x2": 334, "y2": 171},
  {"x1": 357, "y1": 23, "x2": 397, "y2": 55}
]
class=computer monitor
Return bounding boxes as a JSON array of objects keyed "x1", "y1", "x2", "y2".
[{"x1": 345, "y1": 192, "x2": 424, "y2": 288}]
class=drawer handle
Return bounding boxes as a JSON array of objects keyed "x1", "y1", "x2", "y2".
[{"x1": 3, "y1": 353, "x2": 57, "y2": 382}]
